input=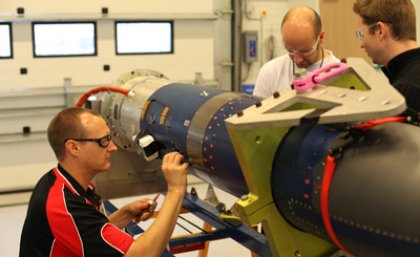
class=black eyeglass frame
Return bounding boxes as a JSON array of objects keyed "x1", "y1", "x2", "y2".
[{"x1": 64, "y1": 134, "x2": 112, "y2": 148}]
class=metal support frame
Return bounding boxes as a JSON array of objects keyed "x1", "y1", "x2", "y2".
[
  {"x1": 182, "y1": 191, "x2": 272, "y2": 257},
  {"x1": 103, "y1": 190, "x2": 272, "y2": 257}
]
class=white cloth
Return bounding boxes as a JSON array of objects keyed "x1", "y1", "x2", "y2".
[{"x1": 253, "y1": 49, "x2": 341, "y2": 98}]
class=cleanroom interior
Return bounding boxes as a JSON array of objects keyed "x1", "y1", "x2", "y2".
[{"x1": 2, "y1": 1, "x2": 420, "y2": 257}]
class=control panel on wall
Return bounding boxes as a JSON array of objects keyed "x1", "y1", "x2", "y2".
[{"x1": 242, "y1": 31, "x2": 258, "y2": 63}]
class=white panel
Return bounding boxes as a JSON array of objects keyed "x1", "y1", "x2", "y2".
[
  {"x1": 0, "y1": 111, "x2": 56, "y2": 134},
  {"x1": 0, "y1": 20, "x2": 214, "y2": 88},
  {"x1": 0, "y1": 0, "x2": 215, "y2": 90},
  {"x1": 0, "y1": 138, "x2": 56, "y2": 191}
]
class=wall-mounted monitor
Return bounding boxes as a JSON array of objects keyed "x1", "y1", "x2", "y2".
[
  {"x1": 32, "y1": 22, "x2": 97, "y2": 57},
  {"x1": 115, "y1": 21, "x2": 173, "y2": 55},
  {"x1": 0, "y1": 23, "x2": 13, "y2": 59}
]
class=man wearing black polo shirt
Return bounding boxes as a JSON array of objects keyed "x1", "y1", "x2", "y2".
[
  {"x1": 19, "y1": 107, "x2": 189, "y2": 257},
  {"x1": 353, "y1": 0, "x2": 420, "y2": 116}
]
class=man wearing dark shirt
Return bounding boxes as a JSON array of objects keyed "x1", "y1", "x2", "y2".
[
  {"x1": 20, "y1": 107, "x2": 189, "y2": 257},
  {"x1": 353, "y1": 0, "x2": 420, "y2": 116}
]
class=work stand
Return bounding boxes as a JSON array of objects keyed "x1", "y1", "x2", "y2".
[{"x1": 104, "y1": 185, "x2": 272, "y2": 257}]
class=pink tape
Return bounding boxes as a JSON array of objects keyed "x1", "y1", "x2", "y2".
[{"x1": 293, "y1": 62, "x2": 348, "y2": 92}]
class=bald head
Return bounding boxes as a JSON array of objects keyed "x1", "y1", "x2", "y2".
[
  {"x1": 281, "y1": 6, "x2": 325, "y2": 68},
  {"x1": 281, "y1": 6, "x2": 321, "y2": 40}
]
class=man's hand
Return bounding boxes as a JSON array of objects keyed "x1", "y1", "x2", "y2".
[
  {"x1": 126, "y1": 198, "x2": 156, "y2": 223},
  {"x1": 132, "y1": 193, "x2": 160, "y2": 223},
  {"x1": 161, "y1": 152, "x2": 189, "y2": 192}
]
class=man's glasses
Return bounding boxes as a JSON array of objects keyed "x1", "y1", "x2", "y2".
[
  {"x1": 284, "y1": 35, "x2": 320, "y2": 56},
  {"x1": 65, "y1": 134, "x2": 112, "y2": 148},
  {"x1": 355, "y1": 23, "x2": 377, "y2": 41}
]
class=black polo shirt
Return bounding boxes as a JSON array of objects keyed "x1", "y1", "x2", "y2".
[
  {"x1": 19, "y1": 165, "x2": 133, "y2": 257},
  {"x1": 382, "y1": 47, "x2": 420, "y2": 114}
]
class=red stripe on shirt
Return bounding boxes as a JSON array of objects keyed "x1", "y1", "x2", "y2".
[
  {"x1": 47, "y1": 183, "x2": 84, "y2": 257},
  {"x1": 101, "y1": 223, "x2": 134, "y2": 254}
]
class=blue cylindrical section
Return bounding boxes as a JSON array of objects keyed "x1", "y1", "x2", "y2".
[
  {"x1": 140, "y1": 83, "x2": 259, "y2": 196},
  {"x1": 200, "y1": 96, "x2": 258, "y2": 196},
  {"x1": 140, "y1": 83, "x2": 221, "y2": 154},
  {"x1": 272, "y1": 123, "x2": 420, "y2": 257},
  {"x1": 272, "y1": 124, "x2": 339, "y2": 233}
]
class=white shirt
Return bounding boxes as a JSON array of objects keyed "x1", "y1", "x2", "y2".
[{"x1": 253, "y1": 49, "x2": 340, "y2": 98}]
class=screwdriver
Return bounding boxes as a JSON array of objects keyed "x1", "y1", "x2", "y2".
[{"x1": 136, "y1": 192, "x2": 161, "y2": 221}]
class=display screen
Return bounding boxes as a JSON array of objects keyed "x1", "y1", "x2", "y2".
[
  {"x1": 32, "y1": 22, "x2": 97, "y2": 57},
  {"x1": 115, "y1": 21, "x2": 173, "y2": 55},
  {"x1": 0, "y1": 23, "x2": 12, "y2": 58}
]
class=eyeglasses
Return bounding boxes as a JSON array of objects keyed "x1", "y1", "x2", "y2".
[
  {"x1": 65, "y1": 134, "x2": 112, "y2": 148},
  {"x1": 284, "y1": 35, "x2": 320, "y2": 56},
  {"x1": 355, "y1": 23, "x2": 377, "y2": 41}
]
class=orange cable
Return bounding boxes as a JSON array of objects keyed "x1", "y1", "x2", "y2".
[{"x1": 75, "y1": 86, "x2": 130, "y2": 107}]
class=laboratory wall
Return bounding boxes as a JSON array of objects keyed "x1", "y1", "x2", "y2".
[
  {"x1": 0, "y1": 0, "x2": 216, "y2": 89},
  {"x1": 0, "y1": 0, "x2": 220, "y2": 205}
]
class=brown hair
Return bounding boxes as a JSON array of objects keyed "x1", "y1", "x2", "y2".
[
  {"x1": 47, "y1": 107, "x2": 101, "y2": 161},
  {"x1": 281, "y1": 6, "x2": 322, "y2": 40},
  {"x1": 353, "y1": 0, "x2": 416, "y2": 40}
]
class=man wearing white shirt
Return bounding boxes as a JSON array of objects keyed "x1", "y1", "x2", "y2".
[{"x1": 253, "y1": 6, "x2": 340, "y2": 98}]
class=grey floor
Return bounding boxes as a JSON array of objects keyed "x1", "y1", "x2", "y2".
[{"x1": 0, "y1": 182, "x2": 252, "y2": 257}]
